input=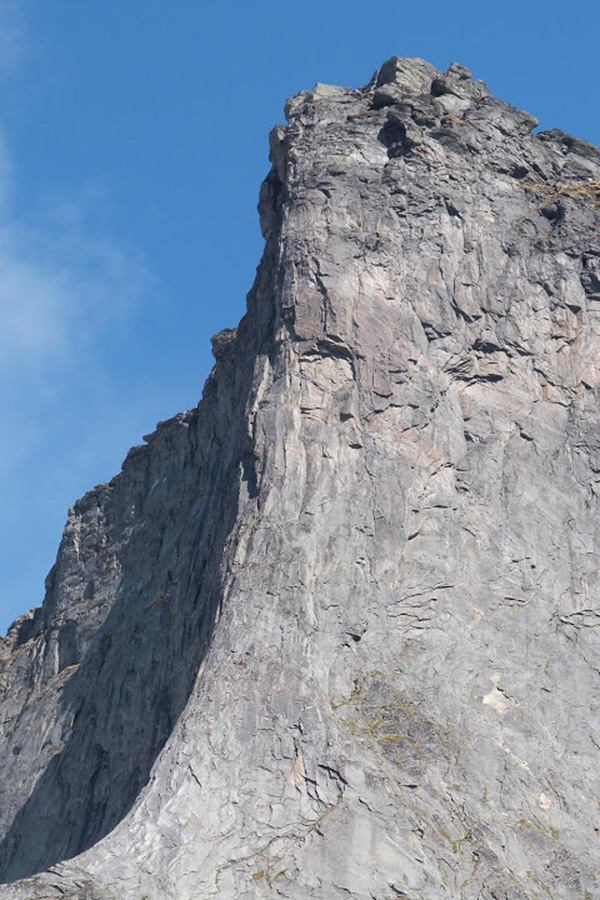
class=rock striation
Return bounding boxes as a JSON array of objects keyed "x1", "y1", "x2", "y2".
[{"x1": 2, "y1": 57, "x2": 600, "y2": 899}]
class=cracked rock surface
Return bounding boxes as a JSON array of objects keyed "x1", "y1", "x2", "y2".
[{"x1": 3, "y1": 57, "x2": 600, "y2": 898}]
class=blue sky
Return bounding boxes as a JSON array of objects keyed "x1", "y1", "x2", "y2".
[{"x1": 1, "y1": 0, "x2": 599, "y2": 634}]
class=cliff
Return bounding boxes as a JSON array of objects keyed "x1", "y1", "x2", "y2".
[{"x1": 2, "y1": 57, "x2": 600, "y2": 899}]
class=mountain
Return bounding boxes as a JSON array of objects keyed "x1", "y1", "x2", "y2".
[{"x1": 2, "y1": 56, "x2": 600, "y2": 899}]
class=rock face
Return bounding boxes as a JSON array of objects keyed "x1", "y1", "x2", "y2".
[{"x1": 2, "y1": 57, "x2": 600, "y2": 899}]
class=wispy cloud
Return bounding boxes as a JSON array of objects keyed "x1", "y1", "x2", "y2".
[
  {"x1": 0, "y1": 6, "x2": 151, "y2": 382},
  {"x1": 0, "y1": 181, "x2": 151, "y2": 379},
  {"x1": 0, "y1": 3, "x2": 164, "y2": 634},
  {"x1": 0, "y1": 107, "x2": 157, "y2": 633},
  {"x1": 0, "y1": 0, "x2": 27, "y2": 76}
]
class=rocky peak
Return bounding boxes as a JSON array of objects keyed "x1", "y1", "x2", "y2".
[{"x1": 2, "y1": 58, "x2": 600, "y2": 899}]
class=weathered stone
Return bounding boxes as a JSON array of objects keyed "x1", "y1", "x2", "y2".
[
  {"x1": 431, "y1": 61, "x2": 491, "y2": 103},
  {"x1": 2, "y1": 56, "x2": 600, "y2": 899},
  {"x1": 375, "y1": 55, "x2": 438, "y2": 93}
]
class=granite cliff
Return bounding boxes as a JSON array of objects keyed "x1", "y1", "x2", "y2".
[{"x1": 2, "y1": 57, "x2": 600, "y2": 899}]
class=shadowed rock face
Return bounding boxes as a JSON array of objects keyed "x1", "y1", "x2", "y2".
[{"x1": 2, "y1": 56, "x2": 600, "y2": 899}]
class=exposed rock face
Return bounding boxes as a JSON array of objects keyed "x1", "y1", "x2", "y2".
[{"x1": 2, "y1": 57, "x2": 600, "y2": 899}]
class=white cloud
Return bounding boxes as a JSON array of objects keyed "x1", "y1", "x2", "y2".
[
  {"x1": 0, "y1": 4, "x2": 162, "y2": 635},
  {"x1": 0, "y1": 171, "x2": 152, "y2": 379},
  {"x1": 0, "y1": 3, "x2": 152, "y2": 381},
  {"x1": 0, "y1": 0, "x2": 27, "y2": 76},
  {"x1": 0, "y1": 117, "x2": 155, "y2": 476},
  {"x1": 0, "y1": 111, "x2": 158, "y2": 633}
]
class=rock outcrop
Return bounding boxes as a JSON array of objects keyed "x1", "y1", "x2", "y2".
[{"x1": 3, "y1": 57, "x2": 600, "y2": 899}]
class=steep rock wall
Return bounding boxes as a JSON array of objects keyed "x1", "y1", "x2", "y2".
[{"x1": 3, "y1": 57, "x2": 600, "y2": 899}]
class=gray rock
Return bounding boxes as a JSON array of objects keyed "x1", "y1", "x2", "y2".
[
  {"x1": 3, "y1": 55, "x2": 600, "y2": 899},
  {"x1": 376, "y1": 55, "x2": 438, "y2": 93}
]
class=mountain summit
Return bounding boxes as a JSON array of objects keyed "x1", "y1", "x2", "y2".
[{"x1": 2, "y1": 57, "x2": 600, "y2": 899}]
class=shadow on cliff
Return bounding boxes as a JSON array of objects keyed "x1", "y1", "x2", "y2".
[{"x1": 0, "y1": 326, "x2": 261, "y2": 884}]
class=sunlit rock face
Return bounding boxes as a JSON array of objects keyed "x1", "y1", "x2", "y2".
[{"x1": 2, "y1": 57, "x2": 600, "y2": 900}]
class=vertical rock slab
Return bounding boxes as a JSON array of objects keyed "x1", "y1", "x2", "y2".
[{"x1": 3, "y1": 58, "x2": 600, "y2": 899}]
